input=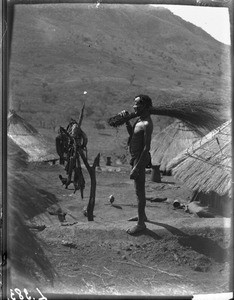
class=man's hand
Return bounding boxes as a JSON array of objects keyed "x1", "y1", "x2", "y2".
[
  {"x1": 119, "y1": 110, "x2": 129, "y2": 118},
  {"x1": 130, "y1": 167, "x2": 139, "y2": 180}
]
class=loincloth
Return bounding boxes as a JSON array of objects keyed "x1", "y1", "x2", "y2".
[{"x1": 129, "y1": 152, "x2": 151, "y2": 168}]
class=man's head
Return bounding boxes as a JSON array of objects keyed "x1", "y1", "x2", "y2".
[{"x1": 133, "y1": 94, "x2": 152, "y2": 115}]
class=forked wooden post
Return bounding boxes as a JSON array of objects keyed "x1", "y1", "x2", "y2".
[{"x1": 77, "y1": 149, "x2": 100, "y2": 221}]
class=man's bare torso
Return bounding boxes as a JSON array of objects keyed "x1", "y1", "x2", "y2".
[{"x1": 129, "y1": 116, "x2": 153, "y2": 160}]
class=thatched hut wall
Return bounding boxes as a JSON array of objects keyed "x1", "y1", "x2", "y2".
[
  {"x1": 168, "y1": 120, "x2": 232, "y2": 199},
  {"x1": 7, "y1": 110, "x2": 57, "y2": 162},
  {"x1": 150, "y1": 120, "x2": 201, "y2": 173}
]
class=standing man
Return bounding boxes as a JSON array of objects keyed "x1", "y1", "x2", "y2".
[{"x1": 121, "y1": 95, "x2": 153, "y2": 235}]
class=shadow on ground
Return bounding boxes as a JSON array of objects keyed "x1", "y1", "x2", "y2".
[{"x1": 146, "y1": 221, "x2": 229, "y2": 263}]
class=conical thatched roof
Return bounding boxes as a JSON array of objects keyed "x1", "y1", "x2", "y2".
[
  {"x1": 8, "y1": 110, "x2": 38, "y2": 135},
  {"x1": 8, "y1": 110, "x2": 57, "y2": 162},
  {"x1": 168, "y1": 120, "x2": 232, "y2": 197},
  {"x1": 8, "y1": 136, "x2": 29, "y2": 169},
  {"x1": 150, "y1": 120, "x2": 201, "y2": 172}
]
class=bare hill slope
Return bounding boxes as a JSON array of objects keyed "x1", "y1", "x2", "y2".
[{"x1": 10, "y1": 4, "x2": 231, "y2": 130}]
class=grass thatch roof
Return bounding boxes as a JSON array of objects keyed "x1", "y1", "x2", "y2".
[
  {"x1": 150, "y1": 120, "x2": 201, "y2": 172},
  {"x1": 6, "y1": 122, "x2": 58, "y2": 284},
  {"x1": 8, "y1": 110, "x2": 38, "y2": 135},
  {"x1": 8, "y1": 110, "x2": 57, "y2": 162},
  {"x1": 7, "y1": 168, "x2": 57, "y2": 285},
  {"x1": 8, "y1": 136, "x2": 29, "y2": 169},
  {"x1": 168, "y1": 120, "x2": 232, "y2": 197}
]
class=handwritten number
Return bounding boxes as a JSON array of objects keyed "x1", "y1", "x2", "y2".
[
  {"x1": 14, "y1": 288, "x2": 24, "y2": 300},
  {"x1": 36, "y1": 288, "x2": 47, "y2": 300},
  {"x1": 9, "y1": 288, "x2": 46, "y2": 300},
  {"x1": 23, "y1": 289, "x2": 32, "y2": 300},
  {"x1": 10, "y1": 289, "x2": 16, "y2": 300}
]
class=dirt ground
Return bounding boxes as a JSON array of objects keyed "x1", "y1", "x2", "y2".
[{"x1": 14, "y1": 162, "x2": 231, "y2": 297}]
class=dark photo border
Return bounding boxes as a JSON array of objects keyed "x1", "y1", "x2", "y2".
[{"x1": 2, "y1": 0, "x2": 233, "y2": 299}]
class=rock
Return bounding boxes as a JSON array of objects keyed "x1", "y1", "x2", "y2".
[
  {"x1": 61, "y1": 240, "x2": 77, "y2": 248},
  {"x1": 61, "y1": 221, "x2": 78, "y2": 226},
  {"x1": 115, "y1": 159, "x2": 122, "y2": 165}
]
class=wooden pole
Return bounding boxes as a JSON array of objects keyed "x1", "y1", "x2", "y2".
[{"x1": 77, "y1": 149, "x2": 100, "y2": 221}]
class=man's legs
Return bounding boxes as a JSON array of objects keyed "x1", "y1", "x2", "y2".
[
  {"x1": 126, "y1": 165, "x2": 147, "y2": 234},
  {"x1": 135, "y1": 167, "x2": 147, "y2": 225}
]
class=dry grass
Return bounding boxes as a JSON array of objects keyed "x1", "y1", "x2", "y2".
[
  {"x1": 149, "y1": 99, "x2": 222, "y2": 135},
  {"x1": 108, "y1": 99, "x2": 222, "y2": 135}
]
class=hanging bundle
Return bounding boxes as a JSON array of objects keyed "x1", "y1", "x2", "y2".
[{"x1": 55, "y1": 127, "x2": 69, "y2": 164}]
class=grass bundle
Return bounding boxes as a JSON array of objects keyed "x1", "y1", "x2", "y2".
[
  {"x1": 108, "y1": 99, "x2": 222, "y2": 135},
  {"x1": 107, "y1": 112, "x2": 136, "y2": 128},
  {"x1": 149, "y1": 99, "x2": 222, "y2": 135}
]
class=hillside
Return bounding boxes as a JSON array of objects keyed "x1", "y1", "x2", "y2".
[{"x1": 9, "y1": 4, "x2": 231, "y2": 143}]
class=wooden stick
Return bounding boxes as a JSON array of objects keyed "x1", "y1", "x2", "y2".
[
  {"x1": 77, "y1": 103, "x2": 85, "y2": 128},
  {"x1": 77, "y1": 148, "x2": 100, "y2": 221}
]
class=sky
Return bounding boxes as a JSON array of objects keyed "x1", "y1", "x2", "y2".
[{"x1": 152, "y1": 5, "x2": 231, "y2": 45}]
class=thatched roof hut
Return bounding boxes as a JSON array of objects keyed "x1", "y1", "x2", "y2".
[
  {"x1": 8, "y1": 110, "x2": 57, "y2": 162},
  {"x1": 8, "y1": 136, "x2": 29, "y2": 170},
  {"x1": 168, "y1": 120, "x2": 232, "y2": 198},
  {"x1": 150, "y1": 120, "x2": 201, "y2": 173}
]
